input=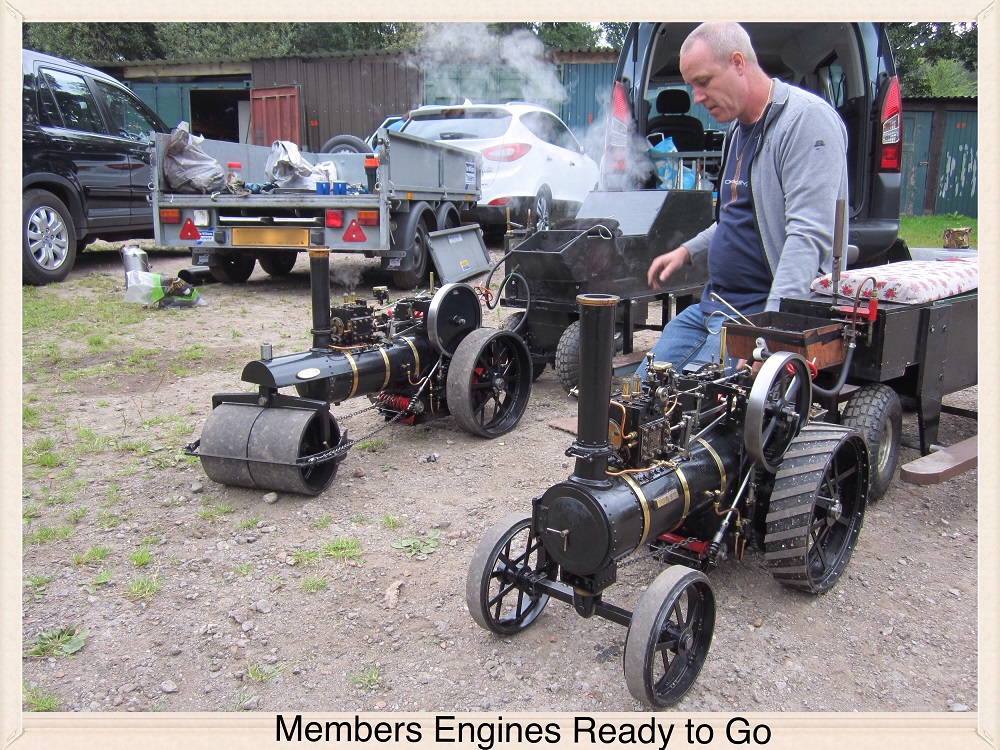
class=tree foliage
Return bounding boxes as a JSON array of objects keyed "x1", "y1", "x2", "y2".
[{"x1": 887, "y1": 22, "x2": 977, "y2": 97}]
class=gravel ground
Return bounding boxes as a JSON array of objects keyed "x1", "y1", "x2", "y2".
[{"x1": 20, "y1": 242, "x2": 977, "y2": 714}]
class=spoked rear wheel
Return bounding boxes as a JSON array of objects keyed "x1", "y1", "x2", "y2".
[
  {"x1": 765, "y1": 424, "x2": 870, "y2": 594},
  {"x1": 467, "y1": 514, "x2": 549, "y2": 636},
  {"x1": 624, "y1": 565, "x2": 716, "y2": 709},
  {"x1": 446, "y1": 328, "x2": 532, "y2": 437}
]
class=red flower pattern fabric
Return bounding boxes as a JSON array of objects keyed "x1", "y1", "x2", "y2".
[{"x1": 810, "y1": 260, "x2": 977, "y2": 304}]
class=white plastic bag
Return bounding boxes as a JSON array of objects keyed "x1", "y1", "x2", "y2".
[
  {"x1": 264, "y1": 141, "x2": 338, "y2": 189},
  {"x1": 163, "y1": 122, "x2": 227, "y2": 194},
  {"x1": 123, "y1": 270, "x2": 206, "y2": 309}
]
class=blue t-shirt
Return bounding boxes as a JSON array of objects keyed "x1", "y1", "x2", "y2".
[{"x1": 700, "y1": 120, "x2": 772, "y2": 317}]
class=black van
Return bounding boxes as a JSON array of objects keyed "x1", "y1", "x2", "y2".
[
  {"x1": 22, "y1": 49, "x2": 169, "y2": 284},
  {"x1": 603, "y1": 23, "x2": 904, "y2": 267}
]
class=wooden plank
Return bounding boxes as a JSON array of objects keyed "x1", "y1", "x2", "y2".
[{"x1": 899, "y1": 436, "x2": 978, "y2": 485}]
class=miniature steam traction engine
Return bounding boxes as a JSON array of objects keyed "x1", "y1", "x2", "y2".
[
  {"x1": 187, "y1": 248, "x2": 533, "y2": 496},
  {"x1": 467, "y1": 294, "x2": 871, "y2": 709}
]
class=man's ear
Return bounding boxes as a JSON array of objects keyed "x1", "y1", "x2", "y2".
[{"x1": 730, "y1": 51, "x2": 746, "y2": 73}]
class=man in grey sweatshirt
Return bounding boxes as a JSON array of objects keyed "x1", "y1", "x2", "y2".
[{"x1": 641, "y1": 22, "x2": 848, "y2": 373}]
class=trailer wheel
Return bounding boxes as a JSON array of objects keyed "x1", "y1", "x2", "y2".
[
  {"x1": 764, "y1": 425, "x2": 870, "y2": 594},
  {"x1": 258, "y1": 250, "x2": 298, "y2": 276},
  {"x1": 320, "y1": 134, "x2": 371, "y2": 154},
  {"x1": 210, "y1": 253, "x2": 256, "y2": 284},
  {"x1": 501, "y1": 312, "x2": 545, "y2": 380},
  {"x1": 467, "y1": 514, "x2": 549, "y2": 635},
  {"x1": 391, "y1": 218, "x2": 429, "y2": 290},
  {"x1": 23, "y1": 189, "x2": 77, "y2": 285},
  {"x1": 623, "y1": 565, "x2": 715, "y2": 709},
  {"x1": 840, "y1": 383, "x2": 901, "y2": 502},
  {"x1": 446, "y1": 328, "x2": 532, "y2": 438},
  {"x1": 555, "y1": 320, "x2": 581, "y2": 393}
]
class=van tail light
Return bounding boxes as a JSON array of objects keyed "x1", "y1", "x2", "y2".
[
  {"x1": 357, "y1": 211, "x2": 379, "y2": 226},
  {"x1": 604, "y1": 80, "x2": 633, "y2": 175},
  {"x1": 878, "y1": 76, "x2": 902, "y2": 173},
  {"x1": 487, "y1": 198, "x2": 511, "y2": 206},
  {"x1": 326, "y1": 210, "x2": 344, "y2": 228},
  {"x1": 159, "y1": 208, "x2": 181, "y2": 224},
  {"x1": 481, "y1": 143, "x2": 531, "y2": 162}
]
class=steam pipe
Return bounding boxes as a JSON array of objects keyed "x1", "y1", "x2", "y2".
[
  {"x1": 309, "y1": 248, "x2": 333, "y2": 351},
  {"x1": 571, "y1": 294, "x2": 619, "y2": 483},
  {"x1": 830, "y1": 198, "x2": 846, "y2": 305}
]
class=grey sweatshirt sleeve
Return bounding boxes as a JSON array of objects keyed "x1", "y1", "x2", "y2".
[{"x1": 760, "y1": 103, "x2": 848, "y2": 311}]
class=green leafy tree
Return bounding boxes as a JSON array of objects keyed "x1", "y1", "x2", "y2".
[
  {"x1": 24, "y1": 22, "x2": 163, "y2": 61},
  {"x1": 599, "y1": 22, "x2": 630, "y2": 49},
  {"x1": 888, "y1": 22, "x2": 977, "y2": 97}
]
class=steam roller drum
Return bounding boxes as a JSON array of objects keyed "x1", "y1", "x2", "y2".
[{"x1": 200, "y1": 403, "x2": 341, "y2": 496}]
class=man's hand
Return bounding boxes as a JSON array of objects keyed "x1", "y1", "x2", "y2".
[{"x1": 647, "y1": 245, "x2": 690, "y2": 290}]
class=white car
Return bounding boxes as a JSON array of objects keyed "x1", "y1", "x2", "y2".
[{"x1": 398, "y1": 102, "x2": 600, "y2": 230}]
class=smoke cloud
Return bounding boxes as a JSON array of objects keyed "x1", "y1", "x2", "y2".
[{"x1": 411, "y1": 23, "x2": 568, "y2": 109}]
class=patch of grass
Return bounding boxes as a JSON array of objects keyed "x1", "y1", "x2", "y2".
[
  {"x1": 118, "y1": 438, "x2": 152, "y2": 457},
  {"x1": 230, "y1": 328, "x2": 244, "y2": 340},
  {"x1": 236, "y1": 514, "x2": 264, "y2": 531},
  {"x1": 72, "y1": 426, "x2": 113, "y2": 454},
  {"x1": 104, "y1": 483, "x2": 124, "y2": 505},
  {"x1": 23, "y1": 682, "x2": 60, "y2": 712},
  {"x1": 179, "y1": 344, "x2": 207, "y2": 361},
  {"x1": 23, "y1": 406, "x2": 41, "y2": 429},
  {"x1": 312, "y1": 515, "x2": 334, "y2": 530},
  {"x1": 321, "y1": 537, "x2": 363, "y2": 562},
  {"x1": 170, "y1": 366, "x2": 193, "y2": 377},
  {"x1": 123, "y1": 347, "x2": 162, "y2": 371},
  {"x1": 380, "y1": 513, "x2": 401, "y2": 530},
  {"x1": 97, "y1": 400, "x2": 110, "y2": 407},
  {"x1": 24, "y1": 525, "x2": 74, "y2": 545},
  {"x1": 125, "y1": 574, "x2": 161, "y2": 600},
  {"x1": 289, "y1": 549, "x2": 322, "y2": 566},
  {"x1": 68, "y1": 506, "x2": 88, "y2": 524},
  {"x1": 23, "y1": 503, "x2": 43, "y2": 523},
  {"x1": 247, "y1": 661, "x2": 286, "y2": 683},
  {"x1": 898, "y1": 213, "x2": 977, "y2": 249},
  {"x1": 349, "y1": 514, "x2": 369, "y2": 525},
  {"x1": 96, "y1": 510, "x2": 130, "y2": 529},
  {"x1": 349, "y1": 663, "x2": 383, "y2": 691},
  {"x1": 128, "y1": 546, "x2": 154, "y2": 567},
  {"x1": 356, "y1": 438, "x2": 384, "y2": 452},
  {"x1": 141, "y1": 534, "x2": 162, "y2": 546},
  {"x1": 233, "y1": 563, "x2": 253, "y2": 577},
  {"x1": 301, "y1": 576, "x2": 327, "y2": 593},
  {"x1": 226, "y1": 687, "x2": 255, "y2": 712},
  {"x1": 197, "y1": 501, "x2": 235, "y2": 521},
  {"x1": 73, "y1": 545, "x2": 113, "y2": 565},
  {"x1": 391, "y1": 529, "x2": 442, "y2": 558},
  {"x1": 24, "y1": 573, "x2": 54, "y2": 600},
  {"x1": 24, "y1": 626, "x2": 89, "y2": 658},
  {"x1": 85, "y1": 334, "x2": 113, "y2": 353},
  {"x1": 81, "y1": 567, "x2": 113, "y2": 595}
]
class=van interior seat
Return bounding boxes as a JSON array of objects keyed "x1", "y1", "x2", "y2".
[{"x1": 646, "y1": 89, "x2": 706, "y2": 151}]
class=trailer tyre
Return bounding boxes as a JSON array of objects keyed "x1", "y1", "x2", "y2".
[
  {"x1": 210, "y1": 253, "x2": 256, "y2": 284},
  {"x1": 320, "y1": 134, "x2": 371, "y2": 154},
  {"x1": 555, "y1": 320, "x2": 581, "y2": 393},
  {"x1": 391, "y1": 218, "x2": 430, "y2": 290},
  {"x1": 840, "y1": 383, "x2": 901, "y2": 502},
  {"x1": 23, "y1": 189, "x2": 78, "y2": 285},
  {"x1": 258, "y1": 251, "x2": 298, "y2": 276}
]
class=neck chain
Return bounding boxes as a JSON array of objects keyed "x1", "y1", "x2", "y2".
[{"x1": 725, "y1": 80, "x2": 774, "y2": 212}]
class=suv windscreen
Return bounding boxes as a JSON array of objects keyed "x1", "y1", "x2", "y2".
[
  {"x1": 519, "y1": 111, "x2": 581, "y2": 151},
  {"x1": 403, "y1": 110, "x2": 511, "y2": 140}
]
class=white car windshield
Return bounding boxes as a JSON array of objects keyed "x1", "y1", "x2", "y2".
[{"x1": 402, "y1": 110, "x2": 511, "y2": 141}]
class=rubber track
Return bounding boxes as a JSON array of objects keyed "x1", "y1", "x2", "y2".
[{"x1": 763, "y1": 424, "x2": 865, "y2": 593}]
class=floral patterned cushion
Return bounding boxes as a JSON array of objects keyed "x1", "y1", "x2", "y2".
[{"x1": 810, "y1": 259, "x2": 978, "y2": 304}]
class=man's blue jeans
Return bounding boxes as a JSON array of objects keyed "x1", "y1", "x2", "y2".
[{"x1": 635, "y1": 304, "x2": 735, "y2": 377}]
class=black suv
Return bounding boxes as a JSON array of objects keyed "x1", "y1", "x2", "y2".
[
  {"x1": 22, "y1": 49, "x2": 169, "y2": 284},
  {"x1": 604, "y1": 23, "x2": 903, "y2": 266}
]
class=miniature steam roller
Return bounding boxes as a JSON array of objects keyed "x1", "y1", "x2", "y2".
[
  {"x1": 188, "y1": 248, "x2": 533, "y2": 496},
  {"x1": 467, "y1": 293, "x2": 871, "y2": 709}
]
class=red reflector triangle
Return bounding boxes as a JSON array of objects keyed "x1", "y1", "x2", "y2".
[
  {"x1": 342, "y1": 220, "x2": 366, "y2": 242},
  {"x1": 179, "y1": 218, "x2": 201, "y2": 240}
]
